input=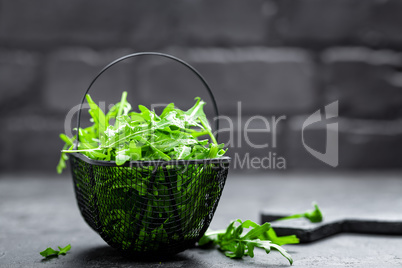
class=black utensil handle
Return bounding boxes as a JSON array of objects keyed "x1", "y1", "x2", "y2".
[{"x1": 74, "y1": 52, "x2": 220, "y2": 149}]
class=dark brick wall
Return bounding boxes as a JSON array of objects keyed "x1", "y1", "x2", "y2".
[{"x1": 1, "y1": 0, "x2": 402, "y2": 173}]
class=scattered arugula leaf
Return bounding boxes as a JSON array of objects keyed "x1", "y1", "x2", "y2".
[
  {"x1": 57, "y1": 244, "x2": 72, "y2": 255},
  {"x1": 199, "y1": 219, "x2": 297, "y2": 265},
  {"x1": 39, "y1": 248, "x2": 59, "y2": 258},
  {"x1": 276, "y1": 202, "x2": 323, "y2": 223},
  {"x1": 40, "y1": 244, "x2": 71, "y2": 258}
]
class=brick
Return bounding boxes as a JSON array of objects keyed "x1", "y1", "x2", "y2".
[
  {"x1": 0, "y1": 0, "x2": 169, "y2": 48},
  {"x1": 126, "y1": 2, "x2": 177, "y2": 49},
  {"x1": 284, "y1": 115, "x2": 402, "y2": 170},
  {"x1": 270, "y1": 0, "x2": 402, "y2": 47},
  {"x1": 0, "y1": 50, "x2": 39, "y2": 108},
  {"x1": 43, "y1": 48, "x2": 138, "y2": 112},
  {"x1": 270, "y1": 0, "x2": 370, "y2": 45},
  {"x1": 135, "y1": 48, "x2": 317, "y2": 116},
  {"x1": 0, "y1": 1, "x2": 117, "y2": 46},
  {"x1": 322, "y1": 47, "x2": 402, "y2": 119},
  {"x1": 0, "y1": 0, "x2": 273, "y2": 49},
  {"x1": 0, "y1": 115, "x2": 66, "y2": 173},
  {"x1": 173, "y1": 0, "x2": 271, "y2": 45},
  {"x1": 367, "y1": 0, "x2": 402, "y2": 46},
  {"x1": 6, "y1": 0, "x2": 402, "y2": 50}
]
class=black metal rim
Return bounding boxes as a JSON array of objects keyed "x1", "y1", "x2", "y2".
[{"x1": 70, "y1": 152, "x2": 231, "y2": 167}]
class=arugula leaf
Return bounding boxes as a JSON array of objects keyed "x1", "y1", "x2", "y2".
[
  {"x1": 86, "y1": 94, "x2": 107, "y2": 141},
  {"x1": 262, "y1": 228, "x2": 300, "y2": 246},
  {"x1": 39, "y1": 248, "x2": 59, "y2": 258},
  {"x1": 184, "y1": 97, "x2": 217, "y2": 145},
  {"x1": 244, "y1": 239, "x2": 293, "y2": 264},
  {"x1": 56, "y1": 144, "x2": 69, "y2": 174},
  {"x1": 58, "y1": 244, "x2": 72, "y2": 255},
  {"x1": 199, "y1": 219, "x2": 295, "y2": 265},
  {"x1": 116, "y1": 91, "x2": 128, "y2": 119},
  {"x1": 40, "y1": 244, "x2": 71, "y2": 258},
  {"x1": 276, "y1": 202, "x2": 323, "y2": 223}
]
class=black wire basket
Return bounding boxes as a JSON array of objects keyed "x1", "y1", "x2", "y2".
[{"x1": 69, "y1": 52, "x2": 231, "y2": 258}]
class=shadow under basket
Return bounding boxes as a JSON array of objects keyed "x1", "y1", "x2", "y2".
[{"x1": 70, "y1": 152, "x2": 230, "y2": 258}]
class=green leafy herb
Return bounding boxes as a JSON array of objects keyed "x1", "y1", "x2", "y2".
[
  {"x1": 57, "y1": 92, "x2": 226, "y2": 173},
  {"x1": 199, "y1": 219, "x2": 298, "y2": 265},
  {"x1": 40, "y1": 244, "x2": 71, "y2": 258},
  {"x1": 199, "y1": 204, "x2": 324, "y2": 264},
  {"x1": 57, "y1": 92, "x2": 227, "y2": 250},
  {"x1": 276, "y1": 202, "x2": 323, "y2": 223}
]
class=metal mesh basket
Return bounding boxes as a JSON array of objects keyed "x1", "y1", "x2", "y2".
[{"x1": 69, "y1": 52, "x2": 231, "y2": 258}]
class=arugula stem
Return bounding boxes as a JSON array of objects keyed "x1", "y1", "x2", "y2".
[
  {"x1": 146, "y1": 141, "x2": 171, "y2": 160},
  {"x1": 204, "y1": 229, "x2": 226, "y2": 236},
  {"x1": 275, "y1": 203, "x2": 323, "y2": 223},
  {"x1": 199, "y1": 119, "x2": 217, "y2": 145},
  {"x1": 276, "y1": 213, "x2": 305, "y2": 221},
  {"x1": 219, "y1": 239, "x2": 239, "y2": 247},
  {"x1": 178, "y1": 147, "x2": 186, "y2": 159},
  {"x1": 190, "y1": 130, "x2": 209, "y2": 138},
  {"x1": 117, "y1": 91, "x2": 127, "y2": 118},
  {"x1": 189, "y1": 102, "x2": 202, "y2": 118}
]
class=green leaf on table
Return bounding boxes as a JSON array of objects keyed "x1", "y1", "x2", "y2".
[
  {"x1": 244, "y1": 239, "x2": 293, "y2": 265},
  {"x1": 40, "y1": 244, "x2": 71, "y2": 258},
  {"x1": 305, "y1": 203, "x2": 323, "y2": 223},
  {"x1": 199, "y1": 219, "x2": 296, "y2": 265},
  {"x1": 39, "y1": 248, "x2": 59, "y2": 258},
  {"x1": 276, "y1": 202, "x2": 323, "y2": 223},
  {"x1": 58, "y1": 244, "x2": 72, "y2": 255}
]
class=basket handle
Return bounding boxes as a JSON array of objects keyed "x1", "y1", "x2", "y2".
[{"x1": 75, "y1": 52, "x2": 220, "y2": 149}]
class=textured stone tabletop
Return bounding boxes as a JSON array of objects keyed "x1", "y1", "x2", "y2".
[{"x1": 1, "y1": 172, "x2": 402, "y2": 267}]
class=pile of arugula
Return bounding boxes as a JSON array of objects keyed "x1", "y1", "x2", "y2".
[
  {"x1": 57, "y1": 92, "x2": 227, "y2": 251},
  {"x1": 57, "y1": 91, "x2": 226, "y2": 173},
  {"x1": 199, "y1": 203, "x2": 323, "y2": 265}
]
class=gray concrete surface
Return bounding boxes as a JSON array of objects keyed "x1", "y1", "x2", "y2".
[{"x1": 1, "y1": 172, "x2": 402, "y2": 267}]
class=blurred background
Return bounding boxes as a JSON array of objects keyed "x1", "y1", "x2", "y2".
[{"x1": 1, "y1": 0, "x2": 402, "y2": 174}]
